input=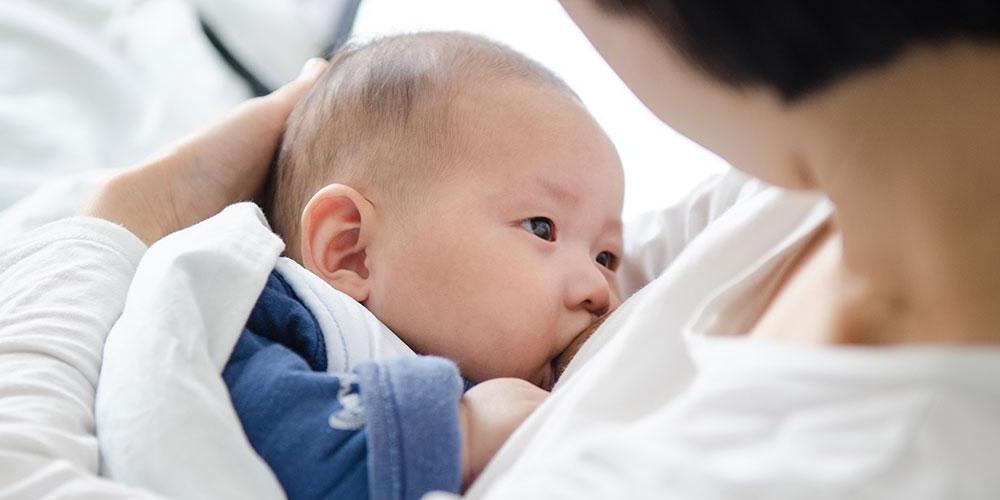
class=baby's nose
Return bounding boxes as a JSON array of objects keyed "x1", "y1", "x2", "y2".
[{"x1": 566, "y1": 262, "x2": 612, "y2": 317}]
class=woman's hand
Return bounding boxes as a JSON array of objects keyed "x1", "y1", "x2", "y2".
[
  {"x1": 80, "y1": 58, "x2": 329, "y2": 245},
  {"x1": 458, "y1": 378, "x2": 548, "y2": 490}
]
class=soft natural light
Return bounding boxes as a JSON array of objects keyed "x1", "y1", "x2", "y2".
[{"x1": 352, "y1": 0, "x2": 730, "y2": 220}]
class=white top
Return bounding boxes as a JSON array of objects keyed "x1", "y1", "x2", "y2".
[
  {"x1": 461, "y1": 170, "x2": 1000, "y2": 499},
  {"x1": 0, "y1": 216, "x2": 159, "y2": 498}
]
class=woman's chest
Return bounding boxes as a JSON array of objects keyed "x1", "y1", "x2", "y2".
[{"x1": 745, "y1": 225, "x2": 847, "y2": 343}]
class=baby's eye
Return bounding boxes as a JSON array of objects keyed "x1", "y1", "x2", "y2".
[
  {"x1": 521, "y1": 217, "x2": 556, "y2": 242},
  {"x1": 596, "y1": 251, "x2": 618, "y2": 271}
]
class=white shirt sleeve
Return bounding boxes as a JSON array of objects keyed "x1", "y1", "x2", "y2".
[
  {"x1": 0, "y1": 217, "x2": 162, "y2": 499},
  {"x1": 618, "y1": 168, "x2": 769, "y2": 297}
]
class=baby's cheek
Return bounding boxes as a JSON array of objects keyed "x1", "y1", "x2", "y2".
[
  {"x1": 469, "y1": 335, "x2": 544, "y2": 381},
  {"x1": 460, "y1": 275, "x2": 560, "y2": 379},
  {"x1": 609, "y1": 289, "x2": 623, "y2": 311}
]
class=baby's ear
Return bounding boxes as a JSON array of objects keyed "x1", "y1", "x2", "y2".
[{"x1": 299, "y1": 184, "x2": 375, "y2": 302}]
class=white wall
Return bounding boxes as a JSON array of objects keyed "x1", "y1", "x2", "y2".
[{"x1": 352, "y1": 0, "x2": 730, "y2": 220}]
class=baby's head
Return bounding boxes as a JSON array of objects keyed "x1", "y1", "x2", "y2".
[{"x1": 265, "y1": 32, "x2": 624, "y2": 387}]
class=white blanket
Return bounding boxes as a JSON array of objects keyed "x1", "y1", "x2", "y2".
[
  {"x1": 94, "y1": 204, "x2": 286, "y2": 500},
  {"x1": 95, "y1": 202, "x2": 421, "y2": 499}
]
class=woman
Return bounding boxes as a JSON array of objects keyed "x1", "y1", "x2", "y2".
[
  {"x1": 3, "y1": 1, "x2": 1000, "y2": 498},
  {"x1": 471, "y1": 1, "x2": 1000, "y2": 498}
]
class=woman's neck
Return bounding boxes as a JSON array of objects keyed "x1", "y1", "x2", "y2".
[{"x1": 801, "y1": 42, "x2": 1000, "y2": 343}]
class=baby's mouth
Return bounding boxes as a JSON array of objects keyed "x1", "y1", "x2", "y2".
[
  {"x1": 540, "y1": 364, "x2": 556, "y2": 392},
  {"x1": 551, "y1": 314, "x2": 611, "y2": 385}
]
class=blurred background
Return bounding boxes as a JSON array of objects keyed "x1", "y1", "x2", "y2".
[{"x1": 0, "y1": 0, "x2": 727, "y2": 235}]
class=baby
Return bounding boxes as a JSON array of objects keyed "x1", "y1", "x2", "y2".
[{"x1": 223, "y1": 32, "x2": 624, "y2": 499}]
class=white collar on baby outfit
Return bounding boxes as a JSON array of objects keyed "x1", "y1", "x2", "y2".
[{"x1": 274, "y1": 257, "x2": 415, "y2": 371}]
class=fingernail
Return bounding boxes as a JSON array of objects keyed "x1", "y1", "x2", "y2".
[{"x1": 298, "y1": 58, "x2": 326, "y2": 80}]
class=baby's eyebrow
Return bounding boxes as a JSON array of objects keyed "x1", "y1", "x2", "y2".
[
  {"x1": 603, "y1": 218, "x2": 623, "y2": 239},
  {"x1": 534, "y1": 177, "x2": 581, "y2": 208}
]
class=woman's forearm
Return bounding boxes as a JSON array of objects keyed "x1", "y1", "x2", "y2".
[
  {"x1": 0, "y1": 217, "x2": 162, "y2": 498},
  {"x1": 0, "y1": 57, "x2": 326, "y2": 497}
]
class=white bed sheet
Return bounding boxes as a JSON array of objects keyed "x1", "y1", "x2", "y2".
[{"x1": 0, "y1": 0, "x2": 345, "y2": 228}]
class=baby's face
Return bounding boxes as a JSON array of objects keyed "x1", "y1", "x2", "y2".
[{"x1": 364, "y1": 81, "x2": 624, "y2": 387}]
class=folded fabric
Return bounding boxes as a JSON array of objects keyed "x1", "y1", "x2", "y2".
[
  {"x1": 96, "y1": 203, "x2": 289, "y2": 500},
  {"x1": 97, "y1": 203, "x2": 465, "y2": 500},
  {"x1": 224, "y1": 269, "x2": 463, "y2": 499}
]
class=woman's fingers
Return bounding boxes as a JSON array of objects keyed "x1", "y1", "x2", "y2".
[
  {"x1": 272, "y1": 58, "x2": 330, "y2": 107},
  {"x1": 222, "y1": 57, "x2": 329, "y2": 144}
]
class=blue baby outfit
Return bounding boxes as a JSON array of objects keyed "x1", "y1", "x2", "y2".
[{"x1": 223, "y1": 271, "x2": 464, "y2": 500}]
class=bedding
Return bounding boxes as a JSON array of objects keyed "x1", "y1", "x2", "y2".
[
  {"x1": 0, "y1": 0, "x2": 346, "y2": 220},
  {"x1": 0, "y1": 0, "x2": 248, "y2": 214}
]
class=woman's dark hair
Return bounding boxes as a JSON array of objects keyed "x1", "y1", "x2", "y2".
[{"x1": 596, "y1": 1, "x2": 1000, "y2": 101}]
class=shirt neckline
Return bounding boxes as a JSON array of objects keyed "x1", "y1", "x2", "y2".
[
  {"x1": 684, "y1": 197, "x2": 835, "y2": 342},
  {"x1": 681, "y1": 195, "x2": 1000, "y2": 383}
]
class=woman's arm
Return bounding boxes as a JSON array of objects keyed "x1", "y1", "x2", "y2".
[
  {"x1": 0, "y1": 58, "x2": 327, "y2": 497},
  {"x1": 0, "y1": 217, "x2": 160, "y2": 498}
]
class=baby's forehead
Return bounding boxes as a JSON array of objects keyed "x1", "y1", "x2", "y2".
[
  {"x1": 445, "y1": 81, "x2": 619, "y2": 175},
  {"x1": 386, "y1": 74, "x2": 589, "y2": 181},
  {"x1": 432, "y1": 80, "x2": 624, "y2": 230}
]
